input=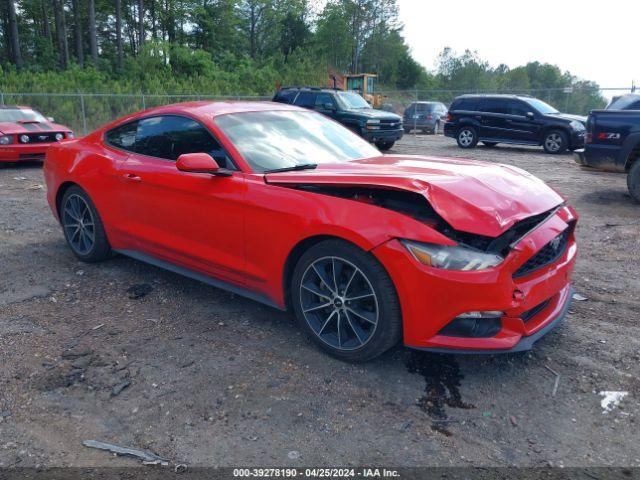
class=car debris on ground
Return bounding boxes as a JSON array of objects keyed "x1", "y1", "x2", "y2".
[{"x1": 82, "y1": 439, "x2": 171, "y2": 466}]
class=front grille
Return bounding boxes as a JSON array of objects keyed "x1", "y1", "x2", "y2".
[
  {"x1": 379, "y1": 119, "x2": 402, "y2": 130},
  {"x1": 514, "y1": 228, "x2": 570, "y2": 278},
  {"x1": 18, "y1": 132, "x2": 62, "y2": 144},
  {"x1": 520, "y1": 299, "x2": 551, "y2": 323}
]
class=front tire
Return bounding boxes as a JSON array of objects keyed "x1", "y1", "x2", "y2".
[
  {"x1": 60, "y1": 186, "x2": 112, "y2": 262},
  {"x1": 628, "y1": 161, "x2": 640, "y2": 203},
  {"x1": 457, "y1": 126, "x2": 478, "y2": 149},
  {"x1": 375, "y1": 140, "x2": 395, "y2": 151},
  {"x1": 291, "y1": 240, "x2": 402, "y2": 362},
  {"x1": 543, "y1": 130, "x2": 568, "y2": 154}
]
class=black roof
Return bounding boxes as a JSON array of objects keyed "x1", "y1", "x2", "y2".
[
  {"x1": 278, "y1": 86, "x2": 341, "y2": 93},
  {"x1": 454, "y1": 94, "x2": 534, "y2": 100}
]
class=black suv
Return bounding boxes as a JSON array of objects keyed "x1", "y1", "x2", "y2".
[
  {"x1": 273, "y1": 87, "x2": 403, "y2": 150},
  {"x1": 444, "y1": 94, "x2": 586, "y2": 154}
]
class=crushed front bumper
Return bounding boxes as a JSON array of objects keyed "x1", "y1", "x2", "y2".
[{"x1": 372, "y1": 205, "x2": 578, "y2": 353}]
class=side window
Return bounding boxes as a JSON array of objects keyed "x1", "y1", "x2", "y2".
[
  {"x1": 453, "y1": 98, "x2": 480, "y2": 111},
  {"x1": 106, "y1": 121, "x2": 138, "y2": 151},
  {"x1": 315, "y1": 93, "x2": 335, "y2": 109},
  {"x1": 629, "y1": 100, "x2": 640, "y2": 110},
  {"x1": 506, "y1": 100, "x2": 529, "y2": 116},
  {"x1": 294, "y1": 92, "x2": 316, "y2": 109},
  {"x1": 135, "y1": 115, "x2": 231, "y2": 167},
  {"x1": 480, "y1": 98, "x2": 507, "y2": 114},
  {"x1": 274, "y1": 90, "x2": 297, "y2": 104}
]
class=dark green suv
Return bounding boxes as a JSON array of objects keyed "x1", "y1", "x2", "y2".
[{"x1": 272, "y1": 87, "x2": 403, "y2": 151}]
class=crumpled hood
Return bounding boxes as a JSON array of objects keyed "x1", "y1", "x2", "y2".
[
  {"x1": 265, "y1": 155, "x2": 564, "y2": 237},
  {"x1": 0, "y1": 121, "x2": 71, "y2": 135}
]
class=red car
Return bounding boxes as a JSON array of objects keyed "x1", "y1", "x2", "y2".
[
  {"x1": 0, "y1": 105, "x2": 74, "y2": 162},
  {"x1": 44, "y1": 102, "x2": 577, "y2": 361}
]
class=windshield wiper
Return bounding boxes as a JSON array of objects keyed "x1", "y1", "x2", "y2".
[{"x1": 264, "y1": 163, "x2": 318, "y2": 174}]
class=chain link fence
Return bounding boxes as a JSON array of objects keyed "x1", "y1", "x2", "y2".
[
  {"x1": 0, "y1": 92, "x2": 270, "y2": 135},
  {"x1": 0, "y1": 87, "x2": 633, "y2": 136}
]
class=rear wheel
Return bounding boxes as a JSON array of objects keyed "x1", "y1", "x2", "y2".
[
  {"x1": 291, "y1": 240, "x2": 402, "y2": 362},
  {"x1": 404, "y1": 127, "x2": 411, "y2": 134},
  {"x1": 627, "y1": 160, "x2": 640, "y2": 203},
  {"x1": 543, "y1": 130, "x2": 568, "y2": 154},
  {"x1": 60, "y1": 186, "x2": 111, "y2": 262},
  {"x1": 457, "y1": 126, "x2": 478, "y2": 149},
  {"x1": 376, "y1": 140, "x2": 395, "y2": 151}
]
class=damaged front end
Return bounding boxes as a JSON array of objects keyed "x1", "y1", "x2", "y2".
[{"x1": 287, "y1": 183, "x2": 568, "y2": 264}]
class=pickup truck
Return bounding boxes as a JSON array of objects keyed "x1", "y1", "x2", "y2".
[
  {"x1": 273, "y1": 87, "x2": 403, "y2": 150},
  {"x1": 574, "y1": 110, "x2": 640, "y2": 202}
]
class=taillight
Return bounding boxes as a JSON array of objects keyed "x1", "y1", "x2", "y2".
[
  {"x1": 426, "y1": 114, "x2": 433, "y2": 120},
  {"x1": 446, "y1": 113, "x2": 453, "y2": 122}
]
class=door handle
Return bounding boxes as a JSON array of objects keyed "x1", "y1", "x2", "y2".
[{"x1": 123, "y1": 173, "x2": 142, "y2": 182}]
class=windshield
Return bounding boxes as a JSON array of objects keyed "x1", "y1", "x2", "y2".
[
  {"x1": 523, "y1": 98, "x2": 559, "y2": 115},
  {"x1": 336, "y1": 92, "x2": 371, "y2": 109},
  {"x1": 0, "y1": 108, "x2": 48, "y2": 123},
  {"x1": 607, "y1": 94, "x2": 640, "y2": 110},
  {"x1": 215, "y1": 111, "x2": 380, "y2": 173}
]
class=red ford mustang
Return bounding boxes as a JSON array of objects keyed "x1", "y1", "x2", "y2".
[
  {"x1": 44, "y1": 101, "x2": 577, "y2": 361},
  {"x1": 0, "y1": 105, "x2": 74, "y2": 162}
]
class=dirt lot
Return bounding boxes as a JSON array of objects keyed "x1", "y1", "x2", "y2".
[{"x1": 1, "y1": 134, "x2": 639, "y2": 469}]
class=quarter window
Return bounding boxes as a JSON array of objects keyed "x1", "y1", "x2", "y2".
[{"x1": 106, "y1": 121, "x2": 138, "y2": 151}]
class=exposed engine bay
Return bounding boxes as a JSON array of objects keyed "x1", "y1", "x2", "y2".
[{"x1": 293, "y1": 185, "x2": 559, "y2": 256}]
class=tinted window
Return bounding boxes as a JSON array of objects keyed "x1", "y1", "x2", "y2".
[
  {"x1": 480, "y1": 98, "x2": 507, "y2": 114},
  {"x1": 416, "y1": 103, "x2": 435, "y2": 112},
  {"x1": 315, "y1": 93, "x2": 335, "y2": 108},
  {"x1": 106, "y1": 121, "x2": 138, "y2": 151},
  {"x1": 273, "y1": 89, "x2": 297, "y2": 104},
  {"x1": 135, "y1": 115, "x2": 225, "y2": 163},
  {"x1": 506, "y1": 100, "x2": 529, "y2": 116},
  {"x1": 294, "y1": 92, "x2": 316, "y2": 109},
  {"x1": 452, "y1": 98, "x2": 480, "y2": 111}
]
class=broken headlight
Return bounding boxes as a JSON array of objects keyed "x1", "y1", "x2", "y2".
[{"x1": 402, "y1": 240, "x2": 504, "y2": 271}]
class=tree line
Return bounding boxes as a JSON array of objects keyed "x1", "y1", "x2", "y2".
[{"x1": 1, "y1": 0, "x2": 605, "y2": 114}]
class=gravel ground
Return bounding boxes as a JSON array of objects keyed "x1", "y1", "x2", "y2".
[{"x1": 0, "y1": 134, "x2": 639, "y2": 469}]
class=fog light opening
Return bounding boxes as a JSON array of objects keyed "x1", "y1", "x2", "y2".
[{"x1": 438, "y1": 311, "x2": 504, "y2": 338}]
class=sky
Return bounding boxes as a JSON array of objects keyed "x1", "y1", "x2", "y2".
[{"x1": 397, "y1": 0, "x2": 639, "y2": 92}]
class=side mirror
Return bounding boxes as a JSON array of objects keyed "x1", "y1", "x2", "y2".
[
  {"x1": 47, "y1": 116, "x2": 55, "y2": 122},
  {"x1": 526, "y1": 112, "x2": 535, "y2": 120},
  {"x1": 176, "y1": 153, "x2": 232, "y2": 177}
]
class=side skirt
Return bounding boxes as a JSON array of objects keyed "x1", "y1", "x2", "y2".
[
  {"x1": 479, "y1": 137, "x2": 540, "y2": 146},
  {"x1": 115, "y1": 249, "x2": 284, "y2": 311}
]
